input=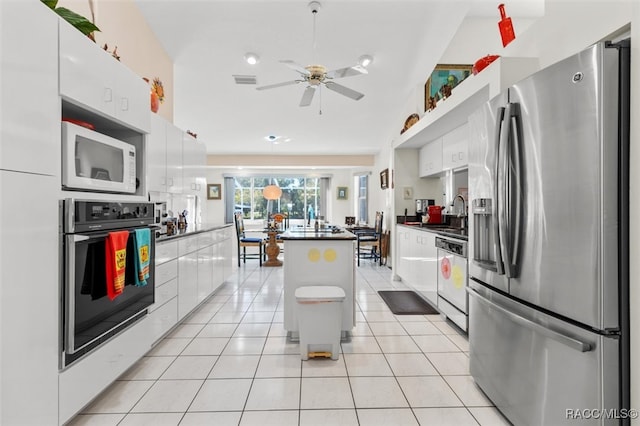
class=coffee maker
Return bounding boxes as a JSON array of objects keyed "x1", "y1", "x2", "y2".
[{"x1": 415, "y1": 199, "x2": 434, "y2": 223}]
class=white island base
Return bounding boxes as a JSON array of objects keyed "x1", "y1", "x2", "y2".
[{"x1": 281, "y1": 229, "x2": 356, "y2": 342}]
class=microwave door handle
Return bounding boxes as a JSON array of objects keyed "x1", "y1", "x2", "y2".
[
  {"x1": 493, "y1": 107, "x2": 506, "y2": 276},
  {"x1": 508, "y1": 103, "x2": 523, "y2": 278}
]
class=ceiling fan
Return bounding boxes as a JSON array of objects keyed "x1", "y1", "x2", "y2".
[{"x1": 256, "y1": 1, "x2": 368, "y2": 107}]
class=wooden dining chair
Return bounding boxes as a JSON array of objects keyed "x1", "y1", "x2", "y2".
[
  {"x1": 234, "y1": 211, "x2": 265, "y2": 266},
  {"x1": 356, "y1": 211, "x2": 383, "y2": 266},
  {"x1": 271, "y1": 212, "x2": 289, "y2": 253}
]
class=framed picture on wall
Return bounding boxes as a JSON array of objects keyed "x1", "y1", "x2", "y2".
[
  {"x1": 207, "y1": 183, "x2": 221, "y2": 200},
  {"x1": 380, "y1": 168, "x2": 389, "y2": 190},
  {"x1": 337, "y1": 187, "x2": 348, "y2": 200}
]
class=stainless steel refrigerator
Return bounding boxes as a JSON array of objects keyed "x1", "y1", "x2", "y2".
[{"x1": 467, "y1": 40, "x2": 630, "y2": 426}]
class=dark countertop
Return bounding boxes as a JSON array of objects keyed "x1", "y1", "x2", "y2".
[
  {"x1": 397, "y1": 223, "x2": 468, "y2": 241},
  {"x1": 280, "y1": 227, "x2": 357, "y2": 241},
  {"x1": 156, "y1": 222, "x2": 232, "y2": 243}
]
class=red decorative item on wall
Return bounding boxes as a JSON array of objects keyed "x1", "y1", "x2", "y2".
[{"x1": 498, "y1": 3, "x2": 516, "y2": 47}]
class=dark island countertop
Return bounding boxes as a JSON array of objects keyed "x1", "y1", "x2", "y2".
[{"x1": 280, "y1": 226, "x2": 357, "y2": 241}]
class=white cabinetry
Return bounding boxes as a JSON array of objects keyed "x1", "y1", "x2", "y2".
[
  {"x1": 59, "y1": 21, "x2": 150, "y2": 133},
  {"x1": 59, "y1": 317, "x2": 153, "y2": 424},
  {"x1": 395, "y1": 226, "x2": 438, "y2": 306},
  {"x1": 1, "y1": 1, "x2": 59, "y2": 175},
  {"x1": 148, "y1": 240, "x2": 178, "y2": 343},
  {"x1": 183, "y1": 132, "x2": 207, "y2": 197},
  {"x1": 395, "y1": 226, "x2": 411, "y2": 281},
  {"x1": 419, "y1": 138, "x2": 443, "y2": 177},
  {"x1": 147, "y1": 114, "x2": 183, "y2": 194},
  {"x1": 178, "y1": 235, "x2": 199, "y2": 319},
  {"x1": 442, "y1": 123, "x2": 468, "y2": 170},
  {"x1": 0, "y1": 171, "x2": 58, "y2": 425},
  {"x1": 197, "y1": 232, "x2": 215, "y2": 303}
]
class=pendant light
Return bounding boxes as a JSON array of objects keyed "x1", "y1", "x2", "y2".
[{"x1": 263, "y1": 183, "x2": 282, "y2": 200}]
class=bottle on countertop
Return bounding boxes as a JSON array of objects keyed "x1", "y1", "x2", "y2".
[{"x1": 314, "y1": 219, "x2": 319, "y2": 232}]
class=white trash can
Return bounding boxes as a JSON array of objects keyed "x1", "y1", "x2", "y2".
[{"x1": 295, "y1": 285, "x2": 346, "y2": 360}]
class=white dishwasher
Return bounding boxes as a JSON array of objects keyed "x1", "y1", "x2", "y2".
[{"x1": 436, "y1": 236, "x2": 468, "y2": 331}]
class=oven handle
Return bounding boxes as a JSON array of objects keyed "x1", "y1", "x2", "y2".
[{"x1": 65, "y1": 234, "x2": 77, "y2": 354}]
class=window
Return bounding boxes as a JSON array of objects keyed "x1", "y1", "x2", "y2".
[
  {"x1": 356, "y1": 174, "x2": 368, "y2": 224},
  {"x1": 228, "y1": 176, "x2": 328, "y2": 222}
]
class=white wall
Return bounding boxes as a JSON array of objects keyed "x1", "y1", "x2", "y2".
[
  {"x1": 393, "y1": 148, "x2": 441, "y2": 218},
  {"x1": 58, "y1": 0, "x2": 175, "y2": 122}
]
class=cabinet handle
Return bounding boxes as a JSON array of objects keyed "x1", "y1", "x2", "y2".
[
  {"x1": 121, "y1": 97, "x2": 129, "y2": 111},
  {"x1": 103, "y1": 87, "x2": 113, "y2": 103}
]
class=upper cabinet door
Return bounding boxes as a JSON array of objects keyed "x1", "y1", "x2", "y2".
[
  {"x1": 1, "y1": 1, "x2": 59, "y2": 175},
  {"x1": 165, "y1": 123, "x2": 184, "y2": 194},
  {"x1": 59, "y1": 22, "x2": 150, "y2": 133},
  {"x1": 419, "y1": 138, "x2": 443, "y2": 177},
  {"x1": 59, "y1": 22, "x2": 117, "y2": 118},
  {"x1": 442, "y1": 123, "x2": 469, "y2": 170},
  {"x1": 147, "y1": 114, "x2": 168, "y2": 193},
  {"x1": 183, "y1": 133, "x2": 207, "y2": 197}
]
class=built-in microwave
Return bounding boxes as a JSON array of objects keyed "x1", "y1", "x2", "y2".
[{"x1": 62, "y1": 121, "x2": 137, "y2": 194}]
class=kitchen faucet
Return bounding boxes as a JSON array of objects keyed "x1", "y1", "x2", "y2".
[{"x1": 453, "y1": 194, "x2": 467, "y2": 229}]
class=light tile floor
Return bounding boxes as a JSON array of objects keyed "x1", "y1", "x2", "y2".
[{"x1": 69, "y1": 262, "x2": 511, "y2": 426}]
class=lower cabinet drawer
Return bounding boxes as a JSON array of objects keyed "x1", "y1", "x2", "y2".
[
  {"x1": 156, "y1": 240, "x2": 178, "y2": 265},
  {"x1": 58, "y1": 318, "x2": 152, "y2": 424},
  {"x1": 149, "y1": 278, "x2": 178, "y2": 312},
  {"x1": 155, "y1": 259, "x2": 178, "y2": 286},
  {"x1": 147, "y1": 297, "x2": 178, "y2": 344}
]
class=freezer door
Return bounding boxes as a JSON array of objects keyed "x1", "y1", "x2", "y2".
[
  {"x1": 468, "y1": 93, "x2": 509, "y2": 293},
  {"x1": 506, "y1": 42, "x2": 620, "y2": 330},
  {"x1": 468, "y1": 281, "x2": 619, "y2": 426}
]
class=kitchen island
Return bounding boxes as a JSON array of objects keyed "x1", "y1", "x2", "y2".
[{"x1": 280, "y1": 227, "x2": 357, "y2": 340}]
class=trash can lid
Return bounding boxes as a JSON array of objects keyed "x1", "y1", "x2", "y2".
[{"x1": 295, "y1": 285, "x2": 346, "y2": 302}]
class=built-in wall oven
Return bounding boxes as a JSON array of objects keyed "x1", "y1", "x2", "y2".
[
  {"x1": 61, "y1": 199, "x2": 155, "y2": 367},
  {"x1": 436, "y1": 236, "x2": 468, "y2": 331}
]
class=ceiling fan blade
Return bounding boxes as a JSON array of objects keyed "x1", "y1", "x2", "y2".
[
  {"x1": 280, "y1": 60, "x2": 311, "y2": 76},
  {"x1": 299, "y1": 86, "x2": 316, "y2": 107},
  {"x1": 326, "y1": 65, "x2": 368, "y2": 79},
  {"x1": 256, "y1": 80, "x2": 301, "y2": 91},
  {"x1": 324, "y1": 81, "x2": 364, "y2": 101}
]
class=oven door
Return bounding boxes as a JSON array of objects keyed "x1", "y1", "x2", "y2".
[{"x1": 63, "y1": 228, "x2": 154, "y2": 365}]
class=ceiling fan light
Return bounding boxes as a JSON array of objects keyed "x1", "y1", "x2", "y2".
[
  {"x1": 263, "y1": 184, "x2": 282, "y2": 200},
  {"x1": 358, "y1": 54, "x2": 374, "y2": 68},
  {"x1": 244, "y1": 53, "x2": 260, "y2": 65}
]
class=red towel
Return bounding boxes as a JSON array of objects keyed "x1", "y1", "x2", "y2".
[{"x1": 105, "y1": 231, "x2": 129, "y2": 300}]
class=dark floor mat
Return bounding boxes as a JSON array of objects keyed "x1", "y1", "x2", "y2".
[{"x1": 378, "y1": 290, "x2": 439, "y2": 315}]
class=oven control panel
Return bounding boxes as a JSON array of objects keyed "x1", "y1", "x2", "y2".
[{"x1": 64, "y1": 199, "x2": 155, "y2": 232}]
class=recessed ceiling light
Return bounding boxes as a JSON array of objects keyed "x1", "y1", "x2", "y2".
[
  {"x1": 244, "y1": 53, "x2": 260, "y2": 65},
  {"x1": 358, "y1": 54, "x2": 374, "y2": 68},
  {"x1": 264, "y1": 134, "x2": 291, "y2": 145}
]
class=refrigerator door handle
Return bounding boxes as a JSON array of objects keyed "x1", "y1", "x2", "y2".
[
  {"x1": 508, "y1": 103, "x2": 523, "y2": 277},
  {"x1": 467, "y1": 287, "x2": 593, "y2": 352},
  {"x1": 493, "y1": 107, "x2": 506, "y2": 276},
  {"x1": 495, "y1": 104, "x2": 511, "y2": 277}
]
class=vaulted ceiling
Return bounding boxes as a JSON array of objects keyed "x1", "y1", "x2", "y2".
[{"x1": 135, "y1": 0, "x2": 543, "y2": 157}]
